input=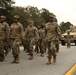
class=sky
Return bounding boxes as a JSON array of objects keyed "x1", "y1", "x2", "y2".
[{"x1": 14, "y1": 0, "x2": 76, "y2": 25}]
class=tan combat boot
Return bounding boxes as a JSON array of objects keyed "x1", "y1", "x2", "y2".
[
  {"x1": 11, "y1": 56, "x2": 16, "y2": 63},
  {"x1": 46, "y1": 58, "x2": 51, "y2": 65},
  {"x1": 29, "y1": 54, "x2": 33, "y2": 60},
  {"x1": 15, "y1": 55, "x2": 20, "y2": 64},
  {"x1": 53, "y1": 56, "x2": 56, "y2": 63},
  {"x1": 40, "y1": 54, "x2": 44, "y2": 57}
]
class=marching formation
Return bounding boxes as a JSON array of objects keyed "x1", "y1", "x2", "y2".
[{"x1": 0, "y1": 14, "x2": 69, "y2": 65}]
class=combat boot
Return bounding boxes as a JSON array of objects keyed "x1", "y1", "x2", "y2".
[
  {"x1": 46, "y1": 57, "x2": 51, "y2": 65},
  {"x1": 29, "y1": 54, "x2": 33, "y2": 60},
  {"x1": 15, "y1": 55, "x2": 20, "y2": 64},
  {"x1": 0, "y1": 55, "x2": 5, "y2": 62},
  {"x1": 46, "y1": 60, "x2": 51, "y2": 65},
  {"x1": 53, "y1": 56, "x2": 56, "y2": 63},
  {"x1": 40, "y1": 53, "x2": 44, "y2": 57},
  {"x1": 11, "y1": 56, "x2": 16, "y2": 63}
]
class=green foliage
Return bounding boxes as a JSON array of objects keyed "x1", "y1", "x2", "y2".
[
  {"x1": 40, "y1": 8, "x2": 51, "y2": 23},
  {"x1": 60, "y1": 22, "x2": 73, "y2": 33},
  {"x1": 0, "y1": 0, "x2": 15, "y2": 24},
  {"x1": 0, "y1": 2, "x2": 74, "y2": 31}
]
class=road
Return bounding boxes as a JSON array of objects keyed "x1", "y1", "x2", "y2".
[{"x1": 0, "y1": 44, "x2": 76, "y2": 75}]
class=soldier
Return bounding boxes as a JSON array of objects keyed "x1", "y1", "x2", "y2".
[
  {"x1": 66, "y1": 30, "x2": 71, "y2": 48},
  {"x1": 0, "y1": 16, "x2": 9, "y2": 61},
  {"x1": 45, "y1": 14, "x2": 61, "y2": 65},
  {"x1": 24, "y1": 20, "x2": 39, "y2": 60},
  {"x1": 10, "y1": 15, "x2": 23, "y2": 64},
  {"x1": 38, "y1": 24, "x2": 45, "y2": 57}
]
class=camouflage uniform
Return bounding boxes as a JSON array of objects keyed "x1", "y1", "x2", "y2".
[
  {"x1": 45, "y1": 15, "x2": 61, "y2": 64},
  {"x1": 0, "y1": 16, "x2": 9, "y2": 61},
  {"x1": 66, "y1": 31, "x2": 71, "y2": 48},
  {"x1": 38, "y1": 24, "x2": 45, "y2": 57},
  {"x1": 10, "y1": 15, "x2": 23, "y2": 63},
  {"x1": 55, "y1": 37, "x2": 60, "y2": 53},
  {"x1": 24, "y1": 20, "x2": 39, "y2": 60}
]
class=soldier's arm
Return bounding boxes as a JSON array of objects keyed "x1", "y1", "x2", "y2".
[
  {"x1": 24, "y1": 28, "x2": 28, "y2": 40},
  {"x1": 18, "y1": 24, "x2": 24, "y2": 39},
  {"x1": 5, "y1": 23, "x2": 10, "y2": 40},
  {"x1": 35, "y1": 27, "x2": 39, "y2": 40},
  {"x1": 55, "y1": 24, "x2": 61, "y2": 40}
]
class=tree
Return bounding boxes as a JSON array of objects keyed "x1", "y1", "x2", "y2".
[
  {"x1": 60, "y1": 22, "x2": 73, "y2": 33},
  {"x1": 0, "y1": 0, "x2": 15, "y2": 24},
  {"x1": 40, "y1": 8, "x2": 51, "y2": 23},
  {"x1": 25, "y1": 6, "x2": 45, "y2": 27},
  {"x1": 11, "y1": 6, "x2": 28, "y2": 27},
  {"x1": 11, "y1": 6, "x2": 45, "y2": 27}
]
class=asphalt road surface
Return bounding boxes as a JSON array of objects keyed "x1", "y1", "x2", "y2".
[{"x1": 0, "y1": 44, "x2": 76, "y2": 75}]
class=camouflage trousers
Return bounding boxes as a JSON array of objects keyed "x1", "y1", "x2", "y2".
[
  {"x1": 38, "y1": 39, "x2": 45, "y2": 54},
  {"x1": 47, "y1": 40, "x2": 57, "y2": 59},
  {"x1": 10, "y1": 38, "x2": 21, "y2": 57},
  {"x1": 55, "y1": 40, "x2": 59, "y2": 52},
  {"x1": 0, "y1": 40, "x2": 5, "y2": 60},
  {"x1": 27, "y1": 38, "x2": 36, "y2": 55},
  {"x1": 66, "y1": 40, "x2": 71, "y2": 48},
  {"x1": 4, "y1": 41, "x2": 11, "y2": 55},
  {"x1": 21, "y1": 39, "x2": 26, "y2": 51}
]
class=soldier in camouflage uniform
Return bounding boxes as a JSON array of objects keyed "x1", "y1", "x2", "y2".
[
  {"x1": 24, "y1": 20, "x2": 39, "y2": 60},
  {"x1": 66, "y1": 30, "x2": 71, "y2": 48},
  {"x1": 38, "y1": 24, "x2": 45, "y2": 57},
  {"x1": 45, "y1": 14, "x2": 61, "y2": 65},
  {"x1": 0, "y1": 16, "x2": 9, "y2": 61},
  {"x1": 10, "y1": 15, "x2": 23, "y2": 64}
]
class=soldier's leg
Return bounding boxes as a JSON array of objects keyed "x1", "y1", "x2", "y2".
[
  {"x1": 34, "y1": 40, "x2": 39, "y2": 53},
  {"x1": 56, "y1": 43, "x2": 59, "y2": 53},
  {"x1": 29, "y1": 40, "x2": 34, "y2": 60},
  {"x1": 38, "y1": 40, "x2": 42, "y2": 53},
  {"x1": 51, "y1": 41, "x2": 57, "y2": 63},
  {"x1": 0, "y1": 40, "x2": 5, "y2": 62},
  {"x1": 44, "y1": 41, "x2": 47, "y2": 53},
  {"x1": 11, "y1": 39, "x2": 20, "y2": 63},
  {"x1": 21, "y1": 39, "x2": 26, "y2": 51},
  {"x1": 47, "y1": 41, "x2": 52, "y2": 65},
  {"x1": 0, "y1": 46, "x2": 5, "y2": 62},
  {"x1": 25, "y1": 40, "x2": 30, "y2": 53},
  {"x1": 40, "y1": 40, "x2": 45, "y2": 57},
  {"x1": 67, "y1": 41, "x2": 70, "y2": 48},
  {"x1": 4, "y1": 43, "x2": 9, "y2": 56},
  {"x1": 11, "y1": 55, "x2": 16, "y2": 63}
]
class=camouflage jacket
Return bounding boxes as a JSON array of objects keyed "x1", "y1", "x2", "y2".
[
  {"x1": 38, "y1": 28, "x2": 45, "y2": 40},
  {"x1": 24, "y1": 26, "x2": 39, "y2": 40},
  {"x1": 45, "y1": 22, "x2": 61, "y2": 41},
  {"x1": 10, "y1": 22, "x2": 23, "y2": 39},
  {"x1": 0, "y1": 22, "x2": 9, "y2": 40}
]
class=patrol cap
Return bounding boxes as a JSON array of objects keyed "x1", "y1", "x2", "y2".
[
  {"x1": 14, "y1": 15, "x2": 19, "y2": 19},
  {"x1": 0, "y1": 16, "x2": 6, "y2": 19}
]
